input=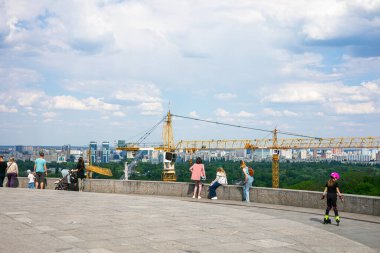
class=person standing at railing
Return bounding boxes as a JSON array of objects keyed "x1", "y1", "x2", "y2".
[
  {"x1": 0, "y1": 155, "x2": 7, "y2": 187},
  {"x1": 27, "y1": 170, "x2": 35, "y2": 189},
  {"x1": 240, "y1": 160, "x2": 254, "y2": 203},
  {"x1": 6, "y1": 157, "x2": 18, "y2": 188},
  {"x1": 34, "y1": 152, "x2": 47, "y2": 189},
  {"x1": 189, "y1": 157, "x2": 206, "y2": 199},
  {"x1": 73, "y1": 157, "x2": 85, "y2": 192}
]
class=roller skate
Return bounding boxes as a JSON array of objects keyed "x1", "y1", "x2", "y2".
[
  {"x1": 323, "y1": 215, "x2": 331, "y2": 224},
  {"x1": 335, "y1": 216, "x2": 340, "y2": 226}
]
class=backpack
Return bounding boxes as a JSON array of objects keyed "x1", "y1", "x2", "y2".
[{"x1": 248, "y1": 167, "x2": 254, "y2": 177}]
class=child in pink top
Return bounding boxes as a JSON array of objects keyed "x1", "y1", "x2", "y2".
[{"x1": 189, "y1": 157, "x2": 206, "y2": 199}]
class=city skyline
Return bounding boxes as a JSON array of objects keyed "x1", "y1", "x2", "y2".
[{"x1": 0, "y1": 1, "x2": 379, "y2": 146}]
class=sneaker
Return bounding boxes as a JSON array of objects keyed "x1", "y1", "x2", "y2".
[
  {"x1": 211, "y1": 197, "x2": 218, "y2": 200},
  {"x1": 192, "y1": 195, "x2": 196, "y2": 199},
  {"x1": 198, "y1": 196, "x2": 202, "y2": 199}
]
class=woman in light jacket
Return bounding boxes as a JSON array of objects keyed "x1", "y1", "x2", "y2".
[
  {"x1": 6, "y1": 157, "x2": 18, "y2": 188},
  {"x1": 189, "y1": 157, "x2": 206, "y2": 199},
  {"x1": 209, "y1": 167, "x2": 228, "y2": 200}
]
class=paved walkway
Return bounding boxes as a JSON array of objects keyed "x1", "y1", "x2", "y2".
[{"x1": 1, "y1": 188, "x2": 379, "y2": 253}]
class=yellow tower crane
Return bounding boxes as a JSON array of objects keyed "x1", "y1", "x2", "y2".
[
  {"x1": 115, "y1": 111, "x2": 380, "y2": 187},
  {"x1": 174, "y1": 135, "x2": 380, "y2": 188}
]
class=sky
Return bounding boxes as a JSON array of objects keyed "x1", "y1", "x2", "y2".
[{"x1": 0, "y1": 0, "x2": 380, "y2": 146}]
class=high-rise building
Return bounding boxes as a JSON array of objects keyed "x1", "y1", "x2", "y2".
[
  {"x1": 89, "y1": 141, "x2": 97, "y2": 164},
  {"x1": 101, "y1": 141, "x2": 110, "y2": 163},
  {"x1": 62, "y1": 144, "x2": 71, "y2": 160},
  {"x1": 117, "y1": 140, "x2": 126, "y2": 147},
  {"x1": 15, "y1": 145, "x2": 24, "y2": 153}
]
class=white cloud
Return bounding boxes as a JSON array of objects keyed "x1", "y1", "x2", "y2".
[
  {"x1": 275, "y1": 51, "x2": 341, "y2": 81},
  {"x1": 1, "y1": 0, "x2": 380, "y2": 144},
  {"x1": 0, "y1": 67, "x2": 41, "y2": 88},
  {"x1": 113, "y1": 111, "x2": 125, "y2": 117},
  {"x1": 263, "y1": 81, "x2": 380, "y2": 114},
  {"x1": 236, "y1": 111, "x2": 255, "y2": 118},
  {"x1": 16, "y1": 91, "x2": 45, "y2": 106},
  {"x1": 114, "y1": 83, "x2": 162, "y2": 102},
  {"x1": 47, "y1": 96, "x2": 121, "y2": 112},
  {"x1": 189, "y1": 111, "x2": 200, "y2": 118},
  {"x1": 0, "y1": 104, "x2": 18, "y2": 113},
  {"x1": 283, "y1": 110, "x2": 299, "y2": 117},
  {"x1": 43, "y1": 112, "x2": 57, "y2": 118},
  {"x1": 50, "y1": 96, "x2": 89, "y2": 110},
  {"x1": 138, "y1": 102, "x2": 163, "y2": 115},
  {"x1": 263, "y1": 108, "x2": 299, "y2": 117},
  {"x1": 215, "y1": 108, "x2": 230, "y2": 117},
  {"x1": 330, "y1": 102, "x2": 376, "y2": 114},
  {"x1": 315, "y1": 112, "x2": 325, "y2": 116},
  {"x1": 214, "y1": 93, "x2": 237, "y2": 100},
  {"x1": 84, "y1": 97, "x2": 120, "y2": 111},
  {"x1": 263, "y1": 82, "x2": 326, "y2": 103}
]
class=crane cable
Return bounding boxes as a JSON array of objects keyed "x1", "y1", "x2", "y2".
[
  {"x1": 171, "y1": 114, "x2": 321, "y2": 139},
  {"x1": 133, "y1": 116, "x2": 166, "y2": 145}
]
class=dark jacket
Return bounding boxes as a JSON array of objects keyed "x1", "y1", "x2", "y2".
[
  {"x1": 76, "y1": 162, "x2": 85, "y2": 179},
  {"x1": 0, "y1": 161, "x2": 7, "y2": 176}
]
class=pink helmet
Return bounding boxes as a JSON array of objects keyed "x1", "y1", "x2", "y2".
[{"x1": 330, "y1": 172, "x2": 340, "y2": 180}]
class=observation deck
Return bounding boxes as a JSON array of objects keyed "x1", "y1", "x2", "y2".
[{"x1": 1, "y1": 184, "x2": 380, "y2": 252}]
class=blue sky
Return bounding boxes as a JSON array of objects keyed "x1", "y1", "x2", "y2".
[{"x1": 0, "y1": 0, "x2": 379, "y2": 146}]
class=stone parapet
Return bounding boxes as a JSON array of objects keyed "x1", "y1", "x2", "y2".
[{"x1": 4, "y1": 177, "x2": 380, "y2": 216}]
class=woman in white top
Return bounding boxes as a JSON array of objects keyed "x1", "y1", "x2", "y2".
[
  {"x1": 208, "y1": 167, "x2": 228, "y2": 200},
  {"x1": 6, "y1": 157, "x2": 18, "y2": 188}
]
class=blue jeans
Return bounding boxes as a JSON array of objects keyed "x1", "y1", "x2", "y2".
[
  {"x1": 243, "y1": 177, "x2": 254, "y2": 202},
  {"x1": 28, "y1": 182, "x2": 35, "y2": 189},
  {"x1": 209, "y1": 182, "x2": 221, "y2": 198}
]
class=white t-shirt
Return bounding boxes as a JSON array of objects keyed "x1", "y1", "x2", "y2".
[
  {"x1": 28, "y1": 173, "x2": 35, "y2": 183},
  {"x1": 211, "y1": 171, "x2": 228, "y2": 185}
]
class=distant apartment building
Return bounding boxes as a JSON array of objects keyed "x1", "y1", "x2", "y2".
[
  {"x1": 89, "y1": 141, "x2": 97, "y2": 164},
  {"x1": 117, "y1": 140, "x2": 126, "y2": 147},
  {"x1": 332, "y1": 148, "x2": 343, "y2": 155},
  {"x1": 15, "y1": 145, "x2": 24, "y2": 153},
  {"x1": 254, "y1": 149, "x2": 270, "y2": 161},
  {"x1": 101, "y1": 142, "x2": 110, "y2": 163},
  {"x1": 62, "y1": 144, "x2": 71, "y2": 160},
  {"x1": 280, "y1": 149, "x2": 292, "y2": 159},
  {"x1": 70, "y1": 149, "x2": 84, "y2": 162},
  {"x1": 299, "y1": 150, "x2": 307, "y2": 160}
]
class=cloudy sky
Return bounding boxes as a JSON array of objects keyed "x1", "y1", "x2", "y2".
[{"x1": 1, "y1": 0, "x2": 379, "y2": 146}]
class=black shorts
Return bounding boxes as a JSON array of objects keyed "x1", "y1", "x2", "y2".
[
  {"x1": 36, "y1": 172, "x2": 45, "y2": 184},
  {"x1": 327, "y1": 194, "x2": 337, "y2": 208}
]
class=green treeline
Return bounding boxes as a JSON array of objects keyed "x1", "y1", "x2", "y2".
[{"x1": 16, "y1": 159, "x2": 380, "y2": 196}]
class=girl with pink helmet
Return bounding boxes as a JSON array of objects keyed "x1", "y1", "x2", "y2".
[{"x1": 321, "y1": 172, "x2": 343, "y2": 225}]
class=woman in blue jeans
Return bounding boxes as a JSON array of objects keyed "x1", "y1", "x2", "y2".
[
  {"x1": 208, "y1": 167, "x2": 228, "y2": 200},
  {"x1": 240, "y1": 160, "x2": 254, "y2": 202}
]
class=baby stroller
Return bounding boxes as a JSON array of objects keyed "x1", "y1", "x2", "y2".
[{"x1": 55, "y1": 169, "x2": 78, "y2": 191}]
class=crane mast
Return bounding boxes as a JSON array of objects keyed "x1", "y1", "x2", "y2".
[
  {"x1": 272, "y1": 129, "x2": 279, "y2": 188},
  {"x1": 162, "y1": 111, "x2": 176, "y2": 181}
]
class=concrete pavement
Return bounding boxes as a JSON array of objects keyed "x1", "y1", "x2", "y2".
[{"x1": 1, "y1": 188, "x2": 379, "y2": 253}]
